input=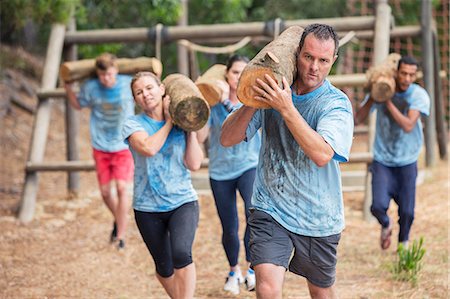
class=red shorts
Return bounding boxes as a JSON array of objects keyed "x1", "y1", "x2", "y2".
[{"x1": 92, "y1": 148, "x2": 134, "y2": 185}]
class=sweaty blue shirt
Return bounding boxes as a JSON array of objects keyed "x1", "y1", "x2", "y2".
[
  {"x1": 122, "y1": 113, "x2": 197, "y2": 212},
  {"x1": 245, "y1": 80, "x2": 354, "y2": 237},
  {"x1": 370, "y1": 83, "x2": 430, "y2": 167},
  {"x1": 208, "y1": 101, "x2": 261, "y2": 180},
  {"x1": 79, "y1": 75, "x2": 134, "y2": 152}
]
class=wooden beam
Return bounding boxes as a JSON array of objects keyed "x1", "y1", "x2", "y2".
[
  {"x1": 26, "y1": 160, "x2": 95, "y2": 172},
  {"x1": 64, "y1": 16, "x2": 375, "y2": 45},
  {"x1": 348, "y1": 152, "x2": 373, "y2": 163}
]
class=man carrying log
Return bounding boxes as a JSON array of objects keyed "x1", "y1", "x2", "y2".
[
  {"x1": 221, "y1": 24, "x2": 354, "y2": 299},
  {"x1": 355, "y1": 56, "x2": 430, "y2": 251},
  {"x1": 64, "y1": 53, "x2": 135, "y2": 250}
]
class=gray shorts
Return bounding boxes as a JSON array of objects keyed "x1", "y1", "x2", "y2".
[{"x1": 248, "y1": 209, "x2": 341, "y2": 288}]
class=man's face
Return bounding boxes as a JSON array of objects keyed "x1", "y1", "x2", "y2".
[
  {"x1": 396, "y1": 63, "x2": 417, "y2": 92},
  {"x1": 97, "y1": 67, "x2": 118, "y2": 88},
  {"x1": 296, "y1": 34, "x2": 337, "y2": 94}
]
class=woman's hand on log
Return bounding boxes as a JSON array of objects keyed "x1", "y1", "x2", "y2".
[
  {"x1": 163, "y1": 95, "x2": 172, "y2": 123},
  {"x1": 253, "y1": 75, "x2": 293, "y2": 113}
]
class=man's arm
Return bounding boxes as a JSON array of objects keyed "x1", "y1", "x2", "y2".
[
  {"x1": 385, "y1": 100, "x2": 421, "y2": 132},
  {"x1": 220, "y1": 105, "x2": 257, "y2": 147},
  {"x1": 64, "y1": 82, "x2": 81, "y2": 110},
  {"x1": 354, "y1": 96, "x2": 374, "y2": 125},
  {"x1": 253, "y1": 75, "x2": 333, "y2": 167}
]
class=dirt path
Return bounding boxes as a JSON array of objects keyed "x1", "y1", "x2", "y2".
[{"x1": 0, "y1": 155, "x2": 448, "y2": 298}]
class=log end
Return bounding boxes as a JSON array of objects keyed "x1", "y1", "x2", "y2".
[
  {"x1": 371, "y1": 76, "x2": 396, "y2": 103},
  {"x1": 237, "y1": 67, "x2": 276, "y2": 109},
  {"x1": 196, "y1": 82, "x2": 222, "y2": 106},
  {"x1": 171, "y1": 96, "x2": 210, "y2": 132}
]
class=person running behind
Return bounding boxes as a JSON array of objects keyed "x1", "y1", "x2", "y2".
[
  {"x1": 122, "y1": 71, "x2": 204, "y2": 299},
  {"x1": 355, "y1": 55, "x2": 430, "y2": 250},
  {"x1": 64, "y1": 52, "x2": 134, "y2": 250},
  {"x1": 197, "y1": 54, "x2": 261, "y2": 294}
]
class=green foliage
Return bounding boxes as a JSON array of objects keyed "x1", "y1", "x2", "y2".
[{"x1": 391, "y1": 237, "x2": 426, "y2": 286}]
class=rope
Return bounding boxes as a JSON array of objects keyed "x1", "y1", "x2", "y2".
[
  {"x1": 155, "y1": 23, "x2": 163, "y2": 60},
  {"x1": 273, "y1": 18, "x2": 282, "y2": 39},
  {"x1": 177, "y1": 36, "x2": 252, "y2": 54},
  {"x1": 338, "y1": 31, "x2": 356, "y2": 48}
]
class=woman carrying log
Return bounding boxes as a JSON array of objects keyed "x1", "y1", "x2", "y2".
[
  {"x1": 197, "y1": 55, "x2": 261, "y2": 295},
  {"x1": 122, "y1": 72, "x2": 204, "y2": 299}
]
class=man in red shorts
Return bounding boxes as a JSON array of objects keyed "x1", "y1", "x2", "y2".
[{"x1": 64, "y1": 53, "x2": 135, "y2": 249}]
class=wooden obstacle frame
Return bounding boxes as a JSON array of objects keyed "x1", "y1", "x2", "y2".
[{"x1": 19, "y1": 1, "x2": 447, "y2": 223}]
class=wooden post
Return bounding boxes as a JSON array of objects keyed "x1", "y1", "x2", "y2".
[
  {"x1": 362, "y1": 0, "x2": 392, "y2": 222},
  {"x1": 64, "y1": 15, "x2": 80, "y2": 196},
  {"x1": 177, "y1": 0, "x2": 189, "y2": 76},
  {"x1": 163, "y1": 74, "x2": 210, "y2": 132},
  {"x1": 421, "y1": 0, "x2": 436, "y2": 167},
  {"x1": 19, "y1": 23, "x2": 66, "y2": 223},
  {"x1": 433, "y1": 30, "x2": 448, "y2": 160}
]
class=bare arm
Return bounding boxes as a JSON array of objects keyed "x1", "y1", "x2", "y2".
[
  {"x1": 254, "y1": 75, "x2": 333, "y2": 167},
  {"x1": 128, "y1": 95, "x2": 173, "y2": 157},
  {"x1": 184, "y1": 131, "x2": 204, "y2": 171},
  {"x1": 385, "y1": 100, "x2": 421, "y2": 132},
  {"x1": 354, "y1": 96, "x2": 374, "y2": 125},
  {"x1": 196, "y1": 124, "x2": 209, "y2": 143},
  {"x1": 220, "y1": 105, "x2": 257, "y2": 147},
  {"x1": 128, "y1": 121, "x2": 173, "y2": 157},
  {"x1": 64, "y1": 82, "x2": 81, "y2": 110}
]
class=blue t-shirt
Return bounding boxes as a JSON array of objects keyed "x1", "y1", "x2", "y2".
[
  {"x1": 245, "y1": 79, "x2": 354, "y2": 237},
  {"x1": 122, "y1": 113, "x2": 197, "y2": 212},
  {"x1": 208, "y1": 102, "x2": 261, "y2": 180},
  {"x1": 79, "y1": 74, "x2": 134, "y2": 152},
  {"x1": 371, "y1": 83, "x2": 430, "y2": 167}
]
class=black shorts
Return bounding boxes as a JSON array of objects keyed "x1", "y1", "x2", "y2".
[
  {"x1": 248, "y1": 209, "x2": 340, "y2": 288},
  {"x1": 134, "y1": 201, "x2": 199, "y2": 277}
]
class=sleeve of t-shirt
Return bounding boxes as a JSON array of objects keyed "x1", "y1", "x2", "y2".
[
  {"x1": 122, "y1": 116, "x2": 145, "y2": 145},
  {"x1": 410, "y1": 86, "x2": 430, "y2": 116},
  {"x1": 317, "y1": 99, "x2": 354, "y2": 162},
  {"x1": 244, "y1": 109, "x2": 262, "y2": 141}
]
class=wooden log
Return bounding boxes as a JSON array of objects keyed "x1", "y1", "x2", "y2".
[
  {"x1": 365, "y1": 53, "x2": 400, "y2": 102},
  {"x1": 163, "y1": 73, "x2": 210, "y2": 132},
  {"x1": 195, "y1": 64, "x2": 227, "y2": 106},
  {"x1": 237, "y1": 26, "x2": 303, "y2": 109},
  {"x1": 60, "y1": 57, "x2": 163, "y2": 82},
  {"x1": 26, "y1": 160, "x2": 95, "y2": 172}
]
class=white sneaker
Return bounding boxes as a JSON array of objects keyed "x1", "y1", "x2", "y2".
[
  {"x1": 224, "y1": 270, "x2": 243, "y2": 295},
  {"x1": 245, "y1": 270, "x2": 256, "y2": 291}
]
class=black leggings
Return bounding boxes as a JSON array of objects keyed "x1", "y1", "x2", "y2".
[
  {"x1": 210, "y1": 168, "x2": 256, "y2": 267},
  {"x1": 134, "y1": 201, "x2": 199, "y2": 277}
]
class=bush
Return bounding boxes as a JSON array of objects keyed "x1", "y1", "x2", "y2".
[{"x1": 391, "y1": 237, "x2": 426, "y2": 286}]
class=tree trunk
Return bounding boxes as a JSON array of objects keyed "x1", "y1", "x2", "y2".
[
  {"x1": 60, "y1": 57, "x2": 163, "y2": 82},
  {"x1": 195, "y1": 64, "x2": 226, "y2": 106},
  {"x1": 237, "y1": 26, "x2": 303, "y2": 109},
  {"x1": 163, "y1": 73, "x2": 210, "y2": 132}
]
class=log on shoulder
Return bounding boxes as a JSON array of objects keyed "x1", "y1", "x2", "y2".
[
  {"x1": 60, "y1": 57, "x2": 163, "y2": 82},
  {"x1": 195, "y1": 64, "x2": 227, "y2": 106},
  {"x1": 237, "y1": 26, "x2": 303, "y2": 109},
  {"x1": 163, "y1": 73, "x2": 210, "y2": 132},
  {"x1": 365, "y1": 53, "x2": 400, "y2": 102}
]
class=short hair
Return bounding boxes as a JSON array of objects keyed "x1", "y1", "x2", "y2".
[
  {"x1": 398, "y1": 56, "x2": 419, "y2": 70},
  {"x1": 299, "y1": 23, "x2": 339, "y2": 56},
  {"x1": 95, "y1": 53, "x2": 118, "y2": 71},
  {"x1": 226, "y1": 54, "x2": 250, "y2": 71},
  {"x1": 130, "y1": 71, "x2": 162, "y2": 97}
]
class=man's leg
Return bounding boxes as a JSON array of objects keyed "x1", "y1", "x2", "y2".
[
  {"x1": 395, "y1": 162, "x2": 417, "y2": 244},
  {"x1": 307, "y1": 282, "x2": 337, "y2": 299},
  {"x1": 115, "y1": 180, "x2": 130, "y2": 241},
  {"x1": 254, "y1": 263, "x2": 285, "y2": 299}
]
